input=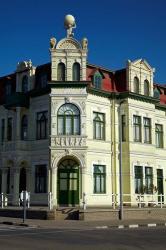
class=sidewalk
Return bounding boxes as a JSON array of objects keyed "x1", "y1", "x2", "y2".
[{"x1": 0, "y1": 216, "x2": 166, "y2": 230}]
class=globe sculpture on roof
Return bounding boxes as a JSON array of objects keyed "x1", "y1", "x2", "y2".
[{"x1": 64, "y1": 14, "x2": 76, "y2": 38}]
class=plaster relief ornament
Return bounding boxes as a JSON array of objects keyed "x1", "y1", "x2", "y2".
[
  {"x1": 50, "y1": 37, "x2": 56, "y2": 49},
  {"x1": 64, "y1": 14, "x2": 76, "y2": 38}
]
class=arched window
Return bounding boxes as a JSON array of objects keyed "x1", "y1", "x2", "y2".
[
  {"x1": 93, "y1": 72, "x2": 102, "y2": 89},
  {"x1": 144, "y1": 80, "x2": 150, "y2": 96},
  {"x1": 134, "y1": 77, "x2": 139, "y2": 94},
  {"x1": 57, "y1": 63, "x2": 65, "y2": 81},
  {"x1": 72, "y1": 63, "x2": 80, "y2": 81},
  {"x1": 36, "y1": 111, "x2": 48, "y2": 139},
  {"x1": 58, "y1": 104, "x2": 80, "y2": 135},
  {"x1": 22, "y1": 75, "x2": 28, "y2": 93},
  {"x1": 21, "y1": 115, "x2": 28, "y2": 140},
  {"x1": 93, "y1": 112, "x2": 105, "y2": 140}
]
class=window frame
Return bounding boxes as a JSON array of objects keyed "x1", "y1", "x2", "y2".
[
  {"x1": 143, "y1": 117, "x2": 151, "y2": 144},
  {"x1": 145, "y1": 167, "x2": 153, "y2": 194},
  {"x1": 57, "y1": 62, "x2": 66, "y2": 81},
  {"x1": 155, "y1": 124, "x2": 164, "y2": 148},
  {"x1": 93, "y1": 72, "x2": 102, "y2": 89},
  {"x1": 7, "y1": 117, "x2": 12, "y2": 141},
  {"x1": 134, "y1": 77, "x2": 139, "y2": 94},
  {"x1": 134, "y1": 166, "x2": 143, "y2": 194},
  {"x1": 144, "y1": 80, "x2": 150, "y2": 96},
  {"x1": 93, "y1": 165, "x2": 106, "y2": 194},
  {"x1": 57, "y1": 104, "x2": 80, "y2": 136},
  {"x1": 133, "y1": 115, "x2": 141, "y2": 142},
  {"x1": 36, "y1": 111, "x2": 48, "y2": 140},
  {"x1": 22, "y1": 75, "x2": 28, "y2": 93},
  {"x1": 35, "y1": 165, "x2": 47, "y2": 193},
  {"x1": 72, "y1": 62, "x2": 80, "y2": 81},
  {"x1": 93, "y1": 112, "x2": 105, "y2": 140},
  {"x1": 21, "y1": 115, "x2": 28, "y2": 140}
]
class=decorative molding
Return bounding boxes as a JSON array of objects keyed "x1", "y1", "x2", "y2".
[{"x1": 51, "y1": 136, "x2": 87, "y2": 147}]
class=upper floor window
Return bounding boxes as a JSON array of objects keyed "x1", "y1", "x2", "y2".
[
  {"x1": 122, "y1": 115, "x2": 126, "y2": 142},
  {"x1": 7, "y1": 117, "x2": 12, "y2": 141},
  {"x1": 144, "y1": 80, "x2": 150, "y2": 96},
  {"x1": 40, "y1": 73, "x2": 47, "y2": 88},
  {"x1": 93, "y1": 72, "x2": 102, "y2": 89},
  {"x1": 5, "y1": 82, "x2": 12, "y2": 96},
  {"x1": 133, "y1": 115, "x2": 141, "y2": 142},
  {"x1": 1, "y1": 119, "x2": 5, "y2": 144},
  {"x1": 134, "y1": 77, "x2": 139, "y2": 94},
  {"x1": 93, "y1": 112, "x2": 105, "y2": 140},
  {"x1": 57, "y1": 63, "x2": 65, "y2": 81},
  {"x1": 72, "y1": 63, "x2": 80, "y2": 81},
  {"x1": 21, "y1": 115, "x2": 28, "y2": 140},
  {"x1": 22, "y1": 75, "x2": 28, "y2": 93},
  {"x1": 57, "y1": 104, "x2": 80, "y2": 135},
  {"x1": 143, "y1": 117, "x2": 151, "y2": 144},
  {"x1": 155, "y1": 124, "x2": 163, "y2": 148},
  {"x1": 36, "y1": 111, "x2": 48, "y2": 140}
]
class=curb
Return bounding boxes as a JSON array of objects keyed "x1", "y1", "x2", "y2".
[
  {"x1": 95, "y1": 223, "x2": 166, "y2": 230},
  {"x1": 1, "y1": 221, "x2": 30, "y2": 227}
]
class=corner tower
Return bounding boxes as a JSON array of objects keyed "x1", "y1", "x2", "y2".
[{"x1": 50, "y1": 14, "x2": 88, "y2": 81}]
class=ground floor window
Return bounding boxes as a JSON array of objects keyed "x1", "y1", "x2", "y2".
[
  {"x1": 93, "y1": 165, "x2": 106, "y2": 194},
  {"x1": 134, "y1": 166, "x2": 143, "y2": 194},
  {"x1": 35, "y1": 165, "x2": 47, "y2": 193}
]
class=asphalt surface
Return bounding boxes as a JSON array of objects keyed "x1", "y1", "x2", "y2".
[{"x1": 0, "y1": 225, "x2": 166, "y2": 250}]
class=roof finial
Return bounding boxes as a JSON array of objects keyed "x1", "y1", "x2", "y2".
[{"x1": 64, "y1": 14, "x2": 76, "y2": 38}]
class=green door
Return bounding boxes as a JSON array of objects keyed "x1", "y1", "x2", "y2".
[
  {"x1": 58, "y1": 159, "x2": 79, "y2": 206},
  {"x1": 157, "y1": 169, "x2": 164, "y2": 203}
]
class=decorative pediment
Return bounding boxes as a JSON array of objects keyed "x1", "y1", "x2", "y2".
[
  {"x1": 129, "y1": 59, "x2": 154, "y2": 72},
  {"x1": 56, "y1": 38, "x2": 82, "y2": 50}
]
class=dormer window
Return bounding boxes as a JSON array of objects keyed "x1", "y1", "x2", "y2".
[
  {"x1": 93, "y1": 72, "x2": 102, "y2": 89},
  {"x1": 57, "y1": 63, "x2": 65, "y2": 81},
  {"x1": 40, "y1": 73, "x2": 47, "y2": 88},
  {"x1": 72, "y1": 62, "x2": 80, "y2": 81},
  {"x1": 22, "y1": 75, "x2": 28, "y2": 93},
  {"x1": 144, "y1": 80, "x2": 150, "y2": 96},
  {"x1": 134, "y1": 77, "x2": 139, "y2": 94}
]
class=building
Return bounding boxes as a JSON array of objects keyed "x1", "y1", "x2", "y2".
[{"x1": 0, "y1": 15, "x2": 166, "y2": 208}]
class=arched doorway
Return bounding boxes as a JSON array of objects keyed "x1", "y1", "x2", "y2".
[
  {"x1": 19, "y1": 168, "x2": 26, "y2": 192},
  {"x1": 57, "y1": 159, "x2": 80, "y2": 206}
]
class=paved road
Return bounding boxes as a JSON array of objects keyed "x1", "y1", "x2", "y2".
[{"x1": 0, "y1": 225, "x2": 166, "y2": 250}]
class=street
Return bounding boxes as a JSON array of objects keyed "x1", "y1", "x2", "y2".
[{"x1": 0, "y1": 225, "x2": 166, "y2": 250}]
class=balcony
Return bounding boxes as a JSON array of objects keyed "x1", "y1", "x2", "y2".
[
  {"x1": 4, "y1": 92, "x2": 29, "y2": 109},
  {"x1": 51, "y1": 135, "x2": 87, "y2": 148}
]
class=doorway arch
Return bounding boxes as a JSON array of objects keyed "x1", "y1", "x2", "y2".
[
  {"x1": 57, "y1": 158, "x2": 80, "y2": 206},
  {"x1": 19, "y1": 168, "x2": 26, "y2": 192}
]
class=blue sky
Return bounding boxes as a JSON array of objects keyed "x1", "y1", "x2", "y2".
[{"x1": 0, "y1": 0, "x2": 166, "y2": 83}]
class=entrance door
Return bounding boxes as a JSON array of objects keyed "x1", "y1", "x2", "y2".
[
  {"x1": 58, "y1": 159, "x2": 79, "y2": 206},
  {"x1": 157, "y1": 169, "x2": 164, "y2": 203},
  {"x1": 19, "y1": 168, "x2": 26, "y2": 192}
]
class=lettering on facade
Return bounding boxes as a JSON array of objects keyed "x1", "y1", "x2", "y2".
[{"x1": 51, "y1": 136, "x2": 86, "y2": 147}]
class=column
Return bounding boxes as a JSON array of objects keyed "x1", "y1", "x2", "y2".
[
  {"x1": 51, "y1": 168, "x2": 57, "y2": 208},
  {"x1": 12, "y1": 168, "x2": 20, "y2": 206}
]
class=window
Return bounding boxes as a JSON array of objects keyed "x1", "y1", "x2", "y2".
[
  {"x1": 134, "y1": 166, "x2": 143, "y2": 194},
  {"x1": 144, "y1": 80, "x2": 149, "y2": 96},
  {"x1": 36, "y1": 111, "x2": 48, "y2": 140},
  {"x1": 7, "y1": 118, "x2": 12, "y2": 141},
  {"x1": 72, "y1": 63, "x2": 80, "y2": 81},
  {"x1": 93, "y1": 112, "x2": 105, "y2": 140},
  {"x1": 57, "y1": 63, "x2": 65, "y2": 81},
  {"x1": 143, "y1": 118, "x2": 151, "y2": 144},
  {"x1": 133, "y1": 115, "x2": 141, "y2": 142},
  {"x1": 40, "y1": 73, "x2": 47, "y2": 88},
  {"x1": 134, "y1": 77, "x2": 139, "y2": 94},
  {"x1": 155, "y1": 124, "x2": 163, "y2": 148},
  {"x1": 5, "y1": 82, "x2": 12, "y2": 96},
  {"x1": 7, "y1": 167, "x2": 10, "y2": 194},
  {"x1": 145, "y1": 167, "x2": 153, "y2": 194},
  {"x1": 22, "y1": 75, "x2": 28, "y2": 93},
  {"x1": 93, "y1": 72, "x2": 102, "y2": 89},
  {"x1": 153, "y1": 88, "x2": 160, "y2": 99},
  {"x1": 93, "y1": 165, "x2": 106, "y2": 194},
  {"x1": 35, "y1": 165, "x2": 47, "y2": 193},
  {"x1": 122, "y1": 115, "x2": 126, "y2": 141},
  {"x1": 57, "y1": 104, "x2": 80, "y2": 135},
  {"x1": 1, "y1": 119, "x2": 5, "y2": 144},
  {"x1": 21, "y1": 115, "x2": 28, "y2": 140}
]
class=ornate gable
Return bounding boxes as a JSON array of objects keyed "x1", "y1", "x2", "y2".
[{"x1": 56, "y1": 38, "x2": 82, "y2": 50}]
